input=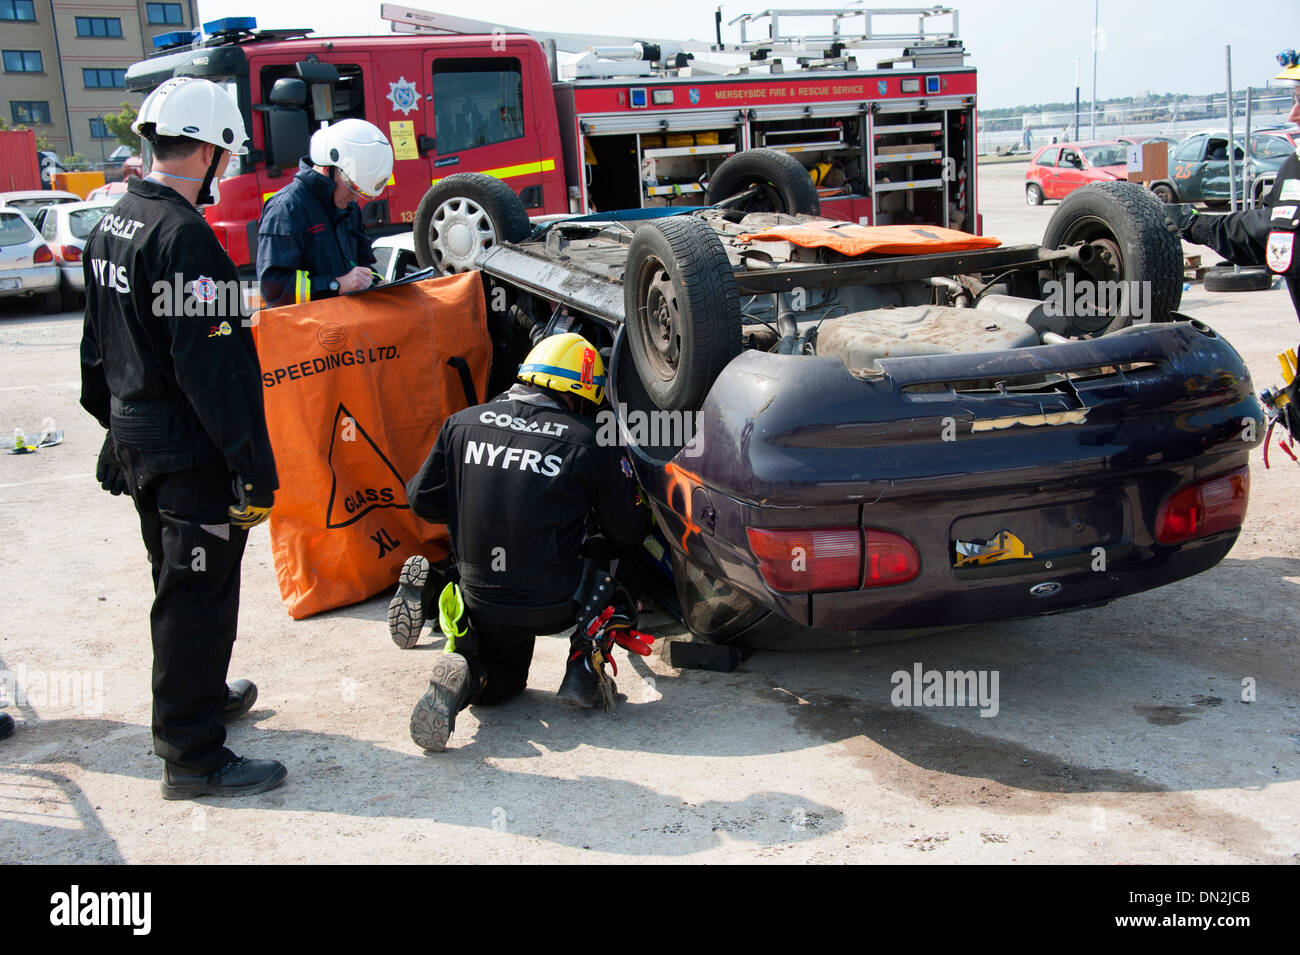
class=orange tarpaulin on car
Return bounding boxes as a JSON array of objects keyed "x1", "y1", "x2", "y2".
[
  {"x1": 252, "y1": 273, "x2": 492, "y2": 619},
  {"x1": 738, "y1": 222, "x2": 1001, "y2": 257}
]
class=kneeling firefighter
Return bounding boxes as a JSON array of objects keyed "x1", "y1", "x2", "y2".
[{"x1": 398, "y1": 332, "x2": 652, "y2": 751}]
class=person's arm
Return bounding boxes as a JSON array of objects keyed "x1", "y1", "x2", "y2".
[
  {"x1": 168, "y1": 233, "x2": 278, "y2": 495},
  {"x1": 407, "y1": 426, "x2": 451, "y2": 523},
  {"x1": 589, "y1": 442, "x2": 650, "y2": 550},
  {"x1": 352, "y1": 205, "x2": 377, "y2": 270},
  {"x1": 257, "y1": 199, "x2": 341, "y2": 307},
  {"x1": 78, "y1": 277, "x2": 111, "y2": 429},
  {"x1": 1185, "y1": 207, "x2": 1273, "y2": 267}
]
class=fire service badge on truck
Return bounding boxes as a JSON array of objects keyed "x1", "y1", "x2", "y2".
[{"x1": 387, "y1": 77, "x2": 420, "y2": 115}]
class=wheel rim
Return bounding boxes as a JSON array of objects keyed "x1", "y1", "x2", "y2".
[
  {"x1": 1027, "y1": 185, "x2": 1041, "y2": 205},
  {"x1": 725, "y1": 177, "x2": 785, "y2": 214},
  {"x1": 1059, "y1": 214, "x2": 1127, "y2": 335},
  {"x1": 428, "y1": 196, "x2": 495, "y2": 273},
  {"x1": 637, "y1": 260, "x2": 682, "y2": 381}
]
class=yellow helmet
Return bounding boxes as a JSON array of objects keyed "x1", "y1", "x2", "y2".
[
  {"x1": 518, "y1": 332, "x2": 606, "y2": 404},
  {"x1": 1276, "y1": 49, "x2": 1300, "y2": 84}
]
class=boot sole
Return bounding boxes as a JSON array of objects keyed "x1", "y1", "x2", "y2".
[
  {"x1": 160, "y1": 763, "x2": 288, "y2": 800},
  {"x1": 410, "y1": 654, "x2": 468, "y2": 752},
  {"x1": 388, "y1": 556, "x2": 429, "y2": 649}
]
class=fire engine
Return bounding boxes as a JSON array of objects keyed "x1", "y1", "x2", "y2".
[{"x1": 126, "y1": 4, "x2": 980, "y2": 272}]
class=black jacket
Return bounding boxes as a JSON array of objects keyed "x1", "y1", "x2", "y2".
[
  {"x1": 407, "y1": 384, "x2": 649, "y2": 620},
  {"x1": 1188, "y1": 150, "x2": 1300, "y2": 321},
  {"x1": 257, "y1": 159, "x2": 375, "y2": 308},
  {"x1": 80, "y1": 177, "x2": 278, "y2": 494}
]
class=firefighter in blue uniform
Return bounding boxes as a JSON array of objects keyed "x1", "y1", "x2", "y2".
[{"x1": 257, "y1": 118, "x2": 393, "y2": 308}]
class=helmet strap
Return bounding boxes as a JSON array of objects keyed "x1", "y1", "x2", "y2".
[{"x1": 196, "y1": 146, "x2": 226, "y2": 206}]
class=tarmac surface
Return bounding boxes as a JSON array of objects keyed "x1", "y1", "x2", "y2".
[{"x1": 1, "y1": 161, "x2": 1296, "y2": 864}]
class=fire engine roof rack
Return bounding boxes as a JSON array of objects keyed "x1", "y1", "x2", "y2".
[{"x1": 721, "y1": 6, "x2": 963, "y2": 64}]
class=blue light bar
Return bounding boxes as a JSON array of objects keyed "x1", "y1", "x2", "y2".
[
  {"x1": 153, "y1": 30, "x2": 199, "y2": 48},
  {"x1": 203, "y1": 16, "x2": 257, "y2": 34}
]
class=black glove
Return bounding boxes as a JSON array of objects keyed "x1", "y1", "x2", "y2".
[
  {"x1": 95, "y1": 433, "x2": 128, "y2": 496},
  {"x1": 1161, "y1": 203, "x2": 1198, "y2": 240},
  {"x1": 228, "y1": 479, "x2": 274, "y2": 529}
]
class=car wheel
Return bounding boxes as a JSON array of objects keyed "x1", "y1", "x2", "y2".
[
  {"x1": 1203, "y1": 263, "x2": 1273, "y2": 292},
  {"x1": 1041, "y1": 181, "x2": 1183, "y2": 335},
  {"x1": 705, "y1": 148, "x2": 821, "y2": 216},
  {"x1": 624, "y1": 216, "x2": 742, "y2": 412},
  {"x1": 1025, "y1": 182, "x2": 1044, "y2": 206},
  {"x1": 39, "y1": 289, "x2": 62, "y2": 314},
  {"x1": 412, "y1": 173, "x2": 532, "y2": 274},
  {"x1": 1152, "y1": 182, "x2": 1176, "y2": 204}
]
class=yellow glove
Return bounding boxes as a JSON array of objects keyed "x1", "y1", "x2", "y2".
[{"x1": 229, "y1": 483, "x2": 274, "y2": 529}]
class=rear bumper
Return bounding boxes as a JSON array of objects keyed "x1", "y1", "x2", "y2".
[
  {"x1": 58, "y1": 263, "x2": 83, "y2": 290},
  {"x1": 0, "y1": 264, "x2": 59, "y2": 296},
  {"x1": 614, "y1": 319, "x2": 1261, "y2": 632}
]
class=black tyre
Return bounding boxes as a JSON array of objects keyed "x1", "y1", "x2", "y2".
[
  {"x1": 624, "y1": 216, "x2": 742, "y2": 412},
  {"x1": 1025, "y1": 182, "x2": 1044, "y2": 206},
  {"x1": 1151, "y1": 182, "x2": 1177, "y2": 204},
  {"x1": 1042, "y1": 180, "x2": 1183, "y2": 334},
  {"x1": 413, "y1": 173, "x2": 531, "y2": 274},
  {"x1": 705, "y1": 148, "x2": 820, "y2": 216},
  {"x1": 1203, "y1": 264, "x2": 1274, "y2": 292},
  {"x1": 672, "y1": 549, "x2": 774, "y2": 646}
]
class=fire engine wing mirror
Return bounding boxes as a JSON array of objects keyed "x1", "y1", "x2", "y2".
[
  {"x1": 268, "y1": 108, "x2": 310, "y2": 170},
  {"x1": 269, "y1": 78, "x2": 307, "y2": 107},
  {"x1": 295, "y1": 60, "x2": 339, "y2": 85}
]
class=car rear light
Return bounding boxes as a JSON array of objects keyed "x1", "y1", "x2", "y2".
[
  {"x1": 747, "y1": 527, "x2": 861, "y2": 593},
  {"x1": 1155, "y1": 467, "x2": 1249, "y2": 544},
  {"x1": 863, "y1": 528, "x2": 922, "y2": 587},
  {"x1": 60, "y1": 245, "x2": 81, "y2": 262},
  {"x1": 33, "y1": 244, "x2": 53, "y2": 264}
]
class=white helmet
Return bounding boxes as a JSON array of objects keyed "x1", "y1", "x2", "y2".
[
  {"x1": 132, "y1": 77, "x2": 248, "y2": 155},
  {"x1": 309, "y1": 119, "x2": 394, "y2": 198}
]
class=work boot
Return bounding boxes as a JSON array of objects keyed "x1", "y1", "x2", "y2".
[
  {"x1": 557, "y1": 654, "x2": 615, "y2": 709},
  {"x1": 160, "y1": 755, "x2": 287, "y2": 800},
  {"x1": 0, "y1": 712, "x2": 13, "y2": 740},
  {"x1": 219, "y1": 679, "x2": 258, "y2": 723},
  {"x1": 410, "y1": 653, "x2": 477, "y2": 752},
  {"x1": 388, "y1": 555, "x2": 429, "y2": 649}
]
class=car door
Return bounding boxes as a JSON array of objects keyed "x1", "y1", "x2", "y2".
[
  {"x1": 1199, "y1": 137, "x2": 1233, "y2": 202},
  {"x1": 1170, "y1": 135, "x2": 1207, "y2": 201},
  {"x1": 1030, "y1": 147, "x2": 1058, "y2": 197},
  {"x1": 1054, "y1": 148, "x2": 1087, "y2": 199}
]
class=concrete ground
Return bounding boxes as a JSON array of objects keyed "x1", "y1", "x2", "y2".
[{"x1": 1, "y1": 161, "x2": 1296, "y2": 864}]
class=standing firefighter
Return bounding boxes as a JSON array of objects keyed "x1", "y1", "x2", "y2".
[
  {"x1": 80, "y1": 77, "x2": 285, "y2": 798},
  {"x1": 398, "y1": 333, "x2": 651, "y2": 751},
  {"x1": 257, "y1": 118, "x2": 393, "y2": 308}
]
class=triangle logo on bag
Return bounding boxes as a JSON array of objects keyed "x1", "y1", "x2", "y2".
[{"x1": 325, "y1": 402, "x2": 410, "y2": 528}]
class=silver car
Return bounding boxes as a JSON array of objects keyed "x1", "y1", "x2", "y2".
[
  {"x1": 0, "y1": 190, "x2": 82, "y2": 223},
  {"x1": 32, "y1": 200, "x2": 116, "y2": 305},
  {"x1": 0, "y1": 209, "x2": 61, "y2": 313}
]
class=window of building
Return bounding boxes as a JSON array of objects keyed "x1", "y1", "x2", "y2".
[
  {"x1": 146, "y1": 3, "x2": 184, "y2": 25},
  {"x1": 90, "y1": 117, "x2": 112, "y2": 139},
  {"x1": 432, "y1": 58, "x2": 524, "y2": 155},
  {"x1": 76, "y1": 16, "x2": 123, "y2": 37},
  {"x1": 0, "y1": 1, "x2": 36, "y2": 22},
  {"x1": 84, "y1": 68, "x2": 127, "y2": 88},
  {"x1": 10, "y1": 101, "x2": 51, "y2": 124},
  {"x1": 2, "y1": 50, "x2": 42, "y2": 73}
]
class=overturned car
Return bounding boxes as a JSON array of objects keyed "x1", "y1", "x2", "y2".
[{"x1": 416, "y1": 156, "x2": 1261, "y2": 648}]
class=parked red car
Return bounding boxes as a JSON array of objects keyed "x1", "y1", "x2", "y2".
[{"x1": 1025, "y1": 140, "x2": 1128, "y2": 205}]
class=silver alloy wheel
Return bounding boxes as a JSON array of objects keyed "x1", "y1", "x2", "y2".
[{"x1": 428, "y1": 196, "x2": 496, "y2": 273}]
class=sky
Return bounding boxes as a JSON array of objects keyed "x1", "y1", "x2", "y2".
[{"x1": 199, "y1": 0, "x2": 1299, "y2": 109}]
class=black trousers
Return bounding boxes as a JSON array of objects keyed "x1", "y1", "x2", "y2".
[{"x1": 119, "y1": 450, "x2": 248, "y2": 773}]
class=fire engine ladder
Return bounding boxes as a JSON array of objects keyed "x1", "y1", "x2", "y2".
[{"x1": 722, "y1": 6, "x2": 962, "y2": 64}]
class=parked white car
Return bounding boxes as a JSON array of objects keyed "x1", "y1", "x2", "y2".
[
  {"x1": 0, "y1": 190, "x2": 82, "y2": 223},
  {"x1": 370, "y1": 232, "x2": 421, "y2": 284},
  {"x1": 0, "y1": 209, "x2": 60, "y2": 313},
  {"x1": 32, "y1": 199, "x2": 116, "y2": 306}
]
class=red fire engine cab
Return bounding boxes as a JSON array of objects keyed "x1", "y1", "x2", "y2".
[{"x1": 126, "y1": 5, "x2": 979, "y2": 272}]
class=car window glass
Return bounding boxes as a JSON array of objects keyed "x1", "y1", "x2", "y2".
[
  {"x1": 395, "y1": 249, "x2": 420, "y2": 278},
  {"x1": 1082, "y1": 144, "x2": 1125, "y2": 167},
  {"x1": 69, "y1": 207, "x2": 110, "y2": 240},
  {"x1": 1251, "y1": 135, "x2": 1292, "y2": 159},
  {"x1": 40, "y1": 211, "x2": 57, "y2": 239},
  {"x1": 0, "y1": 212, "x2": 35, "y2": 248},
  {"x1": 1060, "y1": 150, "x2": 1081, "y2": 167},
  {"x1": 1036, "y1": 147, "x2": 1059, "y2": 166},
  {"x1": 1173, "y1": 136, "x2": 1204, "y2": 162},
  {"x1": 432, "y1": 57, "x2": 524, "y2": 154}
]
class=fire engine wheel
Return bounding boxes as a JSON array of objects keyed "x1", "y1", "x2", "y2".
[
  {"x1": 413, "y1": 173, "x2": 532, "y2": 274},
  {"x1": 624, "y1": 216, "x2": 742, "y2": 412},
  {"x1": 1041, "y1": 180, "x2": 1183, "y2": 335},
  {"x1": 705, "y1": 148, "x2": 821, "y2": 216}
]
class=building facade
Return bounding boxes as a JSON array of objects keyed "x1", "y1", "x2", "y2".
[{"x1": 1, "y1": 0, "x2": 198, "y2": 159}]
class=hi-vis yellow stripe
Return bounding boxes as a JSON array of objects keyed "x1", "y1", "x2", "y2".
[{"x1": 433, "y1": 157, "x2": 555, "y2": 186}]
